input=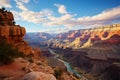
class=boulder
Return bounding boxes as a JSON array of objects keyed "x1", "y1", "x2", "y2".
[{"x1": 21, "y1": 72, "x2": 56, "y2": 80}]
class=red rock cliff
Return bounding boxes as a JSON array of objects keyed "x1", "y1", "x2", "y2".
[{"x1": 0, "y1": 9, "x2": 32, "y2": 54}]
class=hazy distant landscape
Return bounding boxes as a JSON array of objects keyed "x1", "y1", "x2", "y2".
[
  {"x1": 25, "y1": 24, "x2": 120, "y2": 80},
  {"x1": 0, "y1": 0, "x2": 120, "y2": 80}
]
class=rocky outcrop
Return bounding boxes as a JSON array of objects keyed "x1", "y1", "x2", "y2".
[
  {"x1": 21, "y1": 72, "x2": 56, "y2": 80},
  {"x1": 0, "y1": 26, "x2": 32, "y2": 54},
  {"x1": 0, "y1": 9, "x2": 57, "y2": 80},
  {"x1": 0, "y1": 9, "x2": 32, "y2": 54},
  {"x1": 61, "y1": 45, "x2": 120, "y2": 80},
  {"x1": 0, "y1": 26, "x2": 25, "y2": 42},
  {"x1": 0, "y1": 8, "x2": 14, "y2": 26},
  {"x1": 0, "y1": 8, "x2": 79, "y2": 80}
]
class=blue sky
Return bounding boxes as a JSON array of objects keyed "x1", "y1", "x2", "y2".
[{"x1": 0, "y1": 0, "x2": 120, "y2": 33}]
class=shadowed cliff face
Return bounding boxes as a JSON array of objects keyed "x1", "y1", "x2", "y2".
[
  {"x1": 40, "y1": 24, "x2": 120, "y2": 80},
  {"x1": 99, "y1": 63, "x2": 120, "y2": 80},
  {"x1": 0, "y1": 9, "x2": 32, "y2": 55}
]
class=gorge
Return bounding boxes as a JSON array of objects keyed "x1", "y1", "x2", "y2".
[
  {"x1": 25, "y1": 23, "x2": 120, "y2": 80},
  {"x1": 0, "y1": 6, "x2": 120, "y2": 80},
  {"x1": 0, "y1": 8, "x2": 81, "y2": 80},
  {"x1": 48, "y1": 49, "x2": 87, "y2": 80}
]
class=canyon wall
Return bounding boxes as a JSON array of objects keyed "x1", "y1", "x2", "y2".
[
  {"x1": 47, "y1": 24, "x2": 120, "y2": 49},
  {"x1": 0, "y1": 9, "x2": 32, "y2": 55},
  {"x1": 0, "y1": 8, "x2": 79, "y2": 80}
]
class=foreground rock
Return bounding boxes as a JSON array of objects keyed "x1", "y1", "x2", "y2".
[
  {"x1": 0, "y1": 8, "x2": 55, "y2": 80},
  {"x1": 21, "y1": 72, "x2": 56, "y2": 80},
  {"x1": 0, "y1": 8, "x2": 32, "y2": 55}
]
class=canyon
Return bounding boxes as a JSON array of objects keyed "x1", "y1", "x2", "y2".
[
  {"x1": 0, "y1": 7, "x2": 119, "y2": 80},
  {"x1": 0, "y1": 8, "x2": 79, "y2": 80},
  {"x1": 25, "y1": 24, "x2": 120, "y2": 80},
  {"x1": 42, "y1": 24, "x2": 120, "y2": 49}
]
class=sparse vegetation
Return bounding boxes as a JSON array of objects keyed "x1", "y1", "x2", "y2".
[
  {"x1": 12, "y1": 21, "x2": 16, "y2": 25},
  {"x1": 0, "y1": 16, "x2": 4, "y2": 26},
  {"x1": 54, "y1": 67, "x2": 63, "y2": 78},
  {"x1": 27, "y1": 53, "x2": 34, "y2": 63},
  {"x1": 0, "y1": 16, "x2": 2, "y2": 21},
  {"x1": 0, "y1": 74, "x2": 7, "y2": 79},
  {"x1": 0, "y1": 40, "x2": 25, "y2": 65},
  {"x1": 1, "y1": 7, "x2": 5, "y2": 12}
]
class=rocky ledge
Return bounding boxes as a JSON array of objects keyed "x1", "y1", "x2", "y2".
[
  {"x1": 0, "y1": 25, "x2": 33, "y2": 55},
  {"x1": 0, "y1": 8, "x2": 32, "y2": 55}
]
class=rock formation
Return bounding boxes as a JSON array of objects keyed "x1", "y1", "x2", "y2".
[
  {"x1": 21, "y1": 72, "x2": 56, "y2": 80},
  {"x1": 49, "y1": 24, "x2": 120, "y2": 80},
  {"x1": 98, "y1": 63, "x2": 120, "y2": 80},
  {"x1": 45, "y1": 24, "x2": 120, "y2": 49},
  {"x1": 0, "y1": 8, "x2": 14, "y2": 26},
  {"x1": 61, "y1": 43, "x2": 120, "y2": 80},
  {"x1": 0, "y1": 8, "x2": 32, "y2": 55},
  {"x1": 0, "y1": 8, "x2": 79, "y2": 80}
]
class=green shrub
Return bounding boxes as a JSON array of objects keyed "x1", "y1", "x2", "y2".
[
  {"x1": 0, "y1": 40, "x2": 25, "y2": 65},
  {"x1": 1, "y1": 7, "x2": 5, "y2": 11},
  {"x1": 26, "y1": 53, "x2": 34, "y2": 63},
  {"x1": 54, "y1": 68, "x2": 63, "y2": 78}
]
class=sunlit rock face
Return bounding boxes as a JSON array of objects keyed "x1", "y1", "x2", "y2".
[
  {"x1": 46, "y1": 24, "x2": 120, "y2": 49},
  {"x1": 0, "y1": 26, "x2": 26, "y2": 42},
  {"x1": 0, "y1": 9, "x2": 32, "y2": 55},
  {"x1": 21, "y1": 72, "x2": 57, "y2": 80},
  {"x1": 0, "y1": 9, "x2": 14, "y2": 25}
]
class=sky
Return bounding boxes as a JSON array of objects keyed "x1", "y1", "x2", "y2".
[{"x1": 0, "y1": 0, "x2": 120, "y2": 33}]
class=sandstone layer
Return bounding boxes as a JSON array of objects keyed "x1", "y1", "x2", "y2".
[{"x1": 0, "y1": 8, "x2": 32, "y2": 54}]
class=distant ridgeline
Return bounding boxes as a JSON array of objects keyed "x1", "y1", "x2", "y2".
[
  {"x1": 79, "y1": 24, "x2": 120, "y2": 38},
  {"x1": 47, "y1": 24, "x2": 120, "y2": 49},
  {"x1": 79, "y1": 24, "x2": 120, "y2": 32},
  {"x1": 68, "y1": 24, "x2": 120, "y2": 49}
]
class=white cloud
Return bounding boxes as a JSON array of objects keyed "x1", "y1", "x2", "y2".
[
  {"x1": 13, "y1": 1, "x2": 120, "y2": 30},
  {"x1": 12, "y1": 9, "x2": 53, "y2": 23},
  {"x1": 39, "y1": 28, "x2": 69, "y2": 33},
  {"x1": 19, "y1": 9, "x2": 52, "y2": 23},
  {"x1": 14, "y1": 0, "x2": 53, "y2": 24},
  {"x1": 43, "y1": 14, "x2": 74, "y2": 27},
  {"x1": 0, "y1": 0, "x2": 12, "y2": 8},
  {"x1": 15, "y1": 0, "x2": 29, "y2": 11},
  {"x1": 20, "y1": 0, "x2": 29, "y2": 3},
  {"x1": 33, "y1": 0, "x2": 39, "y2": 3},
  {"x1": 54, "y1": 4, "x2": 68, "y2": 14},
  {"x1": 16, "y1": 0, "x2": 29, "y2": 3},
  {"x1": 11, "y1": 11, "x2": 21, "y2": 20},
  {"x1": 75, "y1": 6, "x2": 120, "y2": 26},
  {"x1": 16, "y1": 3, "x2": 28, "y2": 11},
  {"x1": 45, "y1": 6, "x2": 120, "y2": 27}
]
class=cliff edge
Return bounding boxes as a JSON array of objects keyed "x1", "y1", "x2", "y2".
[
  {"x1": 0, "y1": 8, "x2": 79, "y2": 80},
  {"x1": 0, "y1": 8, "x2": 32, "y2": 55},
  {"x1": 0, "y1": 8, "x2": 56, "y2": 80}
]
